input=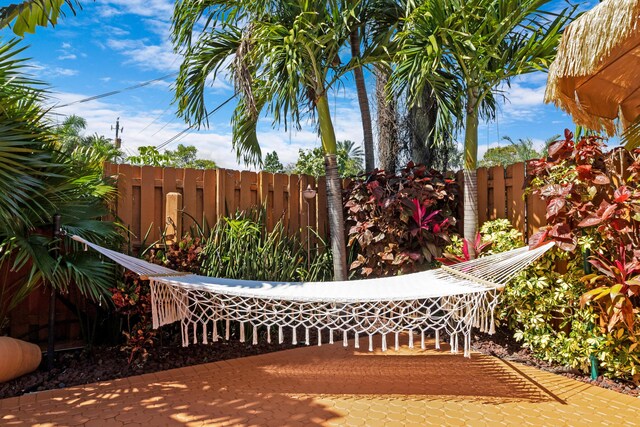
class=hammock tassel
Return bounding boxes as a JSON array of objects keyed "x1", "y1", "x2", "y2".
[
  {"x1": 381, "y1": 334, "x2": 387, "y2": 352},
  {"x1": 464, "y1": 334, "x2": 471, "y2": 358},
  {"x1": 279, "y1": 326, "x2": 283, "y2": 344},
  {"x1": 182, "y1": 322, "x2": 188, "y2": 347},
  {"x1": 267, "y1": 326, "x2": 271, "y2": 344},
  {"x1": 305, "y1": 327, "x2": 310, "y2": 346},
  {"x1": 202, "y1": 322, "x2": 208, "y2": 345},
  {"x1": 213, "y1": 320, "x2": 218, "y2": 342},
  {"x1": 239, "y1": 322, "x2": 245, "y2": 343},
  {"x1": 435, "y1": 330, "x2": 441, "y2": 350},
  {"x1": 225, "y1": 319, "x2": 230, "y2": 341},
  {"x1": 343, "y1": 331, "x2": 348, "y2": 347},
  {"x1": 489, "y1": 311, "x2": 496, "y2": 335},
  {"x1": 317, "y1": 328, "x2": 322, "y2": 346},
  {"x1": 355, "y1": 331, "x2": 360, "y2": 349},
  {"x1": 395, "y1": 332, "x2": 399, "y2": 351},
  {"x1": 192, "y1": 323, "x2": 198, "y2": 345},
  {"x1": 252, "y1": 325, "x2": 258, "y2": 345},
  {"x1": 292, "y1": 327, "x2": 297, "y2": 345},
  {"x1": 484, "y1": 311, "x2": 489, "y2": 334},
  {"x1": 329, "y1": 329, "x2": 334, "y2": 345},
  {"x1": 409, "y1": 329, "x2": 414, "y2": 349},
  {"x1": 450, "y1": 334, "x2": 454, "y2": 353},
  {"x1": 454, "y1": 334, "x2": 459, "y2": 353},
  {"x1": 368, "y1": 334, "x2": 373, "y2": 352}
]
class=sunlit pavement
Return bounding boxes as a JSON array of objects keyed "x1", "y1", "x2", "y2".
[{"x1": 1, "y1": 337, "x2": 639, "y2": 426}]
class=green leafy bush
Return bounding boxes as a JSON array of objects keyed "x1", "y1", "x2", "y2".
[
  {"x1": 345, "y1": 163, "x2": 459, "y2": 277},
  {"x1": 197, "y1": 209, "x2": 333, "y2": 281},
  {"x1": 113, "y1": 208, "x2": 333, "y2": 362}
]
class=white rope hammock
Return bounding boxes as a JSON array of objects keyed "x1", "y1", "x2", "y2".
[{"x1": 72, "y1": 235, "x2": 554, "y2": 357}]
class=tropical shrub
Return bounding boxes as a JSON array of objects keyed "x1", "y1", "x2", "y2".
[
  {"x1": 114, "y1": 209, "x2": 333, "y2": 361},
  {"x1": 0, "y1": 40, "x2": 120, "y2": 334},
  {"x1": 498, "y1": 132, "x2": 640, "y2": 380},
  {"x1": 345, "y1": 163, "x2": 458, "y2": 277},
  {"x1": 528, "y1": 132, "x2": 640, "y2": 335}
]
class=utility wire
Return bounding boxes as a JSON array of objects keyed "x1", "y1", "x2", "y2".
[
  {"x1": 155, "y1": 93, "x2": 237, "y2": 151},
  {"x1": 55, "y1": 73, "x2": 178, "y2": 108}
]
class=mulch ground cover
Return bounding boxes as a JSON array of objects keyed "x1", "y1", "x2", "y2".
[{"x1": 1, "y1": 326, "x2": 638, "y2": 400}]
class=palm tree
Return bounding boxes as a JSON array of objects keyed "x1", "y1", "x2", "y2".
[
  {"x1": 54, "y1": 114, "x2": 87, "y2": 150},
  {"x1": 0, "y1": 39, "x2": 119, "y2": 332},
  {"x1": 349, "y1": 22, "x2": 375, "y2": 172},
  {"x1": 392, "y1": 0, "x2": 574, "y2": 241},
  {"x1": 172, "y1": 0, "x2": 365, "y2": 280},
  {"x1": 0, "y1": 1, "x2": 81, "y2": 36}
]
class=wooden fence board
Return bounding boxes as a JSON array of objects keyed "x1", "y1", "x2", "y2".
[
  {"x1": 182, "y1": 168, "x2": 198, "y2": 233},
  {"x1": 476, "y1": 168, "x2": 488, "y2": 225},
  {"x1": 507, "y1": 162, "x2": 526, "y2": 236},
  {"x1": 203, "y1": 169, "x2": 217, "y2": 230},
  {"x1": 140, "y1": 166, "x2": 156, "y2": 242},
  {"x1": 288, "y1": 175, "x2": 300, "y2": 235},
  {"x1": 240, "y1": 170, "x2": 255, "y2": 212},
  {"x1": 273, "y1": 173, "x2": 287, "y2": 227},
  {"x1": 490, "y1": 165, "x2": 506, "y2": 220}
]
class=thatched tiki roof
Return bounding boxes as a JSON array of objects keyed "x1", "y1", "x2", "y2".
[{"x1": 545, "y1": 0, "x2": 640, "y2": 136}]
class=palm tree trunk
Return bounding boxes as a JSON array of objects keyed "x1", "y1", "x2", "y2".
[
  {"x1": 463, "y1": 88, "x2": 479, "y2": 244},
  {"x1": 409, "y1": 89, "x2": 438, "y2": 167},
  {"x1": 316, "y1": 95, "x2": 348, "y2": 281},
  {"x1": 375, "y1": 66, "x2": 398, "y2": 172},
  {"x1": 350, "y1": 29, "x2": 375, "y2": 173}
]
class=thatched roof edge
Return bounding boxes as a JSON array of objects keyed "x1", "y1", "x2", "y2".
[{"x1": 544, "y1": 0, "x2": 640, "y2": 135}]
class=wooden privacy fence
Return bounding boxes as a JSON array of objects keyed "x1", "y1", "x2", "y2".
[
  {"x1": 106, "y1": 161, "x2": 547, "y2": 247},
  {"x1": 104, "y1": 163, "x2": 330, "y2": 247}
]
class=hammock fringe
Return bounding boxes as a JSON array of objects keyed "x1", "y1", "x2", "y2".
[{"x1": 72, "y1": 235, "x2": 554, "y2": 358}]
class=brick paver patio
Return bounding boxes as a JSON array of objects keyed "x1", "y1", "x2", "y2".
[{"x1": 1, "y1": 338, "x2": 639, "y2": 426}]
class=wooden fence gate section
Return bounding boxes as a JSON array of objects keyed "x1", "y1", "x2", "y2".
[
  {"x1": 104, "y1": 163, "x2": 329, "y2": 247},
  {"x1": 475, "y1": 162, "x2": 547, "y2": 239}
]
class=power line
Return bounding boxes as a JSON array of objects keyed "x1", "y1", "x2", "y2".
[
  {"x1": 155, "y1": 94, "x2": 237, "y2": 151},
  {"x1": 55, "y1": 73, "x2": 178, "y2": 108}
]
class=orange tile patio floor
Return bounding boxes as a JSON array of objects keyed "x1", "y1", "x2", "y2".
[{"x1": 1, "y1": 338, "x2": 639, "y2": 426}]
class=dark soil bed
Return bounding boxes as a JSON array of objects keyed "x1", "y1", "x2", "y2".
[{"x1": 2, "y1": 327, "x2": 638, "y2": 400}]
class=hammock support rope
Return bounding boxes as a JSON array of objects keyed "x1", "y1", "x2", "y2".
[{"x1": 72, "y1": 235, "x2": 554, "y2": 357}]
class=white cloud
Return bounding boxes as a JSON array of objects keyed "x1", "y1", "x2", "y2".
[
  {"x1": 58, "y1": 54, "x2": 77, "y2": 60},
  {"x1": 96, "y1": 0, "x2": 174, "y2": 19},
  {"x1": 61, "y1": 42, "x2": 72, "y2": 49},
  {"x1": 106, "y1": 38, "x2": 180, "y2": 72}
]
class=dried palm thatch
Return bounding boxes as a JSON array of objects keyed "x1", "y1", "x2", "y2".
[{"x1": 545, "y1": 0, "x2": 640, "y2": 136}]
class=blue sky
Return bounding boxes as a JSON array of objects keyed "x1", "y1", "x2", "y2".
[{"x1": 2, "y1": 0, "x2": 601, "y2": 169}]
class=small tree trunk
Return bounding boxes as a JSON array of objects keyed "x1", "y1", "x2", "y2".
[
  {"x1": 409, "y1": 89, "x2": 438, "y2": 167},
  {"x1": 324, "y1": 154, "x2": 348, "y2": 280},
  {"x1": 463, "y1": 88, "x2": 479, "y2": 243},
  {"x1": 316, "y1": 95, "x2": 348, "y2": 281},
  {"x1": 375, "y1": 66, "x2": 398, "y2": 172},
  {"x1": 350, "y1": 29, "x2": 375, "y2": 173}
]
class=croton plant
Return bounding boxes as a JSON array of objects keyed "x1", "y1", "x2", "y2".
[
  {"x1": 344, "y1": 162, "x2": 458, "y2": 277},
  {"x1": 528, "y1": 130, "x2": 640, "y2": 333}
]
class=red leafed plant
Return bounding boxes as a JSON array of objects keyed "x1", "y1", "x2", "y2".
[
  {"x1": 345, "y1": 162, "x2": 458, "y2": 277},
  {"x1": 528, "y1": 130, "x2": 640, "y2": 331},
  {"x1": 111, "y1": 271, "x2": 156, "y2": 364},
  {"x1": 437, "y1": 233, "x2": 492, "y2": 265},
  {"x1": 581, "y1": 246, "x2": 640, "y2": 332}
]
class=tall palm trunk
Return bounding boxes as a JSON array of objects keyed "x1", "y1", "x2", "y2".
[
  {"x1": 409, "y1": 89, "x2": 438, "y2": 167},
  {"x1": 375, "y1": 66, "x2": 398, "y2": 172},
  {"x1": 463, "y1": 88, "x2": 479, "y2": 244},
  {"x1": 350, "y1": 29, "x2": 375, "y2": 173},
  {"x1": 317, "y1": 95, "x2": 348, "y2": 280}
]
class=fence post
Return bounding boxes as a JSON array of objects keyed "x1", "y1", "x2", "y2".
[{"x1": 166, "y1": 192, "x2": 183, "y2": 243}]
